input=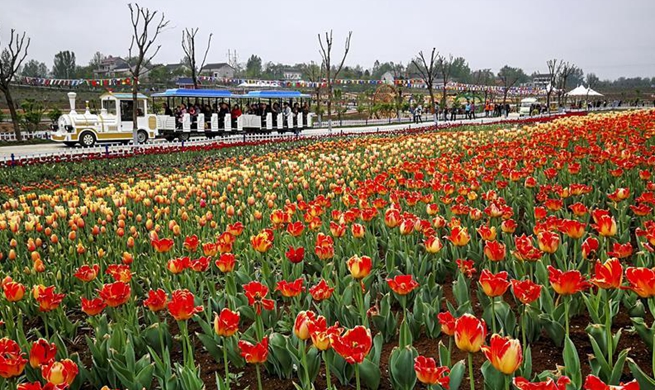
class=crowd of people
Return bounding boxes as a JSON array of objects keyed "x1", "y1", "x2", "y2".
[{"x1": 161, "y1": 100, "x2": 310, "y2": 130}]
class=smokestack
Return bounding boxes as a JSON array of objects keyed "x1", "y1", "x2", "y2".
[{"x1": 67, "y1": 92, "x2": 77, "y2": 115}]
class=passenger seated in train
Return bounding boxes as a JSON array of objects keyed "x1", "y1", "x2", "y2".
[
  {"x1": 283, "y1": 102, "x2": 292, "y2": 128},
  {"x1": 218, "y1": 102, "x2": 230, "y2": 129},
  {"x1": 272, "y1": 103, "x2": 281, "y2": 127},
  {"x1": 188, "y1": 106, "x2": 198, "y2": 130},
  {"x1": 260, "y1": 102, "x2": 272, "y2": 127},
  {"x1": 175, "y1": 104, "x2": 187, "y2": 129},
  {"x1": 302, "y1": 102, "x2": 310, "y2": 117},
  {"x1": 163, "y1": 103, "x2": 173, "y2": 116},
  {"x1": 293, "y1": 103, "x2": 300, "y2": 126},
  {"x1": 231, "y1": 104, "x2": 242, "y2": 128}
]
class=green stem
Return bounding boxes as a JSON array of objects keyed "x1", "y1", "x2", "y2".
[
  {"x1": 159, "y1": 320, "x2": 166, "y2": 355},
  {"x1": 324, "y1": 352, "x2": 332, "y2": 390},
  {"x1": 356, "y1": 281, "x2": 368, "y2": 327},
  {"x1": 223, "y1": 337, "x2": 230, "y2": 389},
  {"x1": 504, "y1": 374, "x2": 510, "y2": 390},
  {"x1": 522, "y1": 305, "x2": 527, "y2": 352},
  {"x1": 256, "y1": 363, "x2": 263, "y2": 390},
  {"x1": 355, "y1": 363, "x2": 361, "y2": 390},
  {"x1": 468, "y1": 352, "x2": 475, "y2": 390},
  {"x1": 491, "y1": 296, "x2": 497, "y2": 335},
  {"x1": 255, "y1": 314, "x2": 264, "y2": 341},
  {"x1": 300, "y1": 339, "x2": 310, "y2": 389},
  {"x1": 606, "y1": 295, "x2": 613, "y2": 367},
  {"x1": 564, "y1": 296, "x2": 570, "y2": 338}
]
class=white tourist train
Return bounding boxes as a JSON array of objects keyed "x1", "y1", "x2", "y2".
[{"x1": 50, "y1": 89, "x2": 314, "y2": 146}]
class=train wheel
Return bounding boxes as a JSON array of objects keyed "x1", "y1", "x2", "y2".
[
  {"x1": 137, "y1": 130, "x2": 148, "y2": 144},
  {"x1": 178, "y1": 133, "x2": 190, "y2": 142},
  {"x1": 164, "y1": 134, "x2": 176, "y2": 142},
  {"x1": 79, "y1": 132, "x2": 96, "y2": 147}
]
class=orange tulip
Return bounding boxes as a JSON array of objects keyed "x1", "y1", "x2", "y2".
[
  {"x1": 34, "y1": 286, "x2": 65, "y2": 312},
  {"x1": 386, "y1": 274, "x2": 419, "y2": 296},
  {"x1": 347, "y1": 255, "x2": 373, "y2": 280},
  {"x1": 151, "y1": 237, "x2": 174, "y2": 253},
  {"x1": 445, "y1": 226, "x2": 471, "y2": 247},
  {"x1": 293, "y1": 310, "x2": 317, "y2": 340},
  {"x1": 81, "y1": 297, "x2": 107, "y2": 316},
  {"x1": 437, "y1": 311, "x2": 456, "y2": 336},
  {"x1": 625, "y1": 267, "x2": 655, "y2": 298},
  {"x1": 548, "y1": 266, "x2": 590, "y2": 295},
  {"x1": 167, "y1": 289, "x2": 203, "y2": 321},
  {"x1": 3, "y1": 281, "x2": 25, "y2": 302},
  {"x1": 510, "y1": 279, "x2": 542, "y2": 305},
  {"x1": 74, "y1": 264, "x2": 99, "y2": 282},
  {"x1": 41, "y1": 359, "x2": 78, "y2": 386},
  {"x1": 143, "y1": 289, "x2": 168, "y2": 312},
  {"x1": 481, "y1": 334, "x2": 523, "y2": 375},
  {"x1": 454, "y1": 314, "x2": 487, "y2": 353},
  {"x1": 276, "y1": 278, "x2": 304, "y2": 298},
  {"x1": 330, "y1": 326, "x2": 372, "y2": 364},
  {"x1": 484, "y1": 241, "x2": 506, "y2": 262},
  {"x1": 0, "y1": 338, "x2": 27, "y2": 379},
  {"x1": 215, "y1": 253, "x2": 236, "y2": 273},
  {"x1": 477, "y1": 225, "x2": 497, "y2": 241},
  {"x1": 309, "y1": 279, "x2": 334, "y2": 301},
  {"x1": 214, "y1": 308, "x2": 240, "y2": 337},
  {"x1": 29, "y1": 338, "x2": 57, "y2": 368},
  {"x1": 250, "y1": 229, "x2": 274, "y2": 253},
  {"x1": 591, "y1": 210, "x2": 617, "y2": 237},
  {"x1": 558, "y1": 219, "x2": 587, "y2": 239},
  {"x1": 239, "y1": 337, "x2": 269, "y2": 364},
  {"x1": 537, "y1": 231, "x2": 560, "y2": 254},
  {"x1": 414, "y1": 356, "x2": 450, "y2": 387},
  {"x1": 590, "y1": 258, "x2": 623, "y2": 289},
  {"x1": 479, "y1": 270, "x2": 510, "y2": 297},
  {"x1": 98, "y1": 281, "x2": 131, "y2": 307},
  {"x1": 423, "y1": 236, "x2": 443, "y2": 254}
]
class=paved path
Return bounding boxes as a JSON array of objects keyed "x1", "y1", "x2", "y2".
[{"x1": 0, "y1": 114, "x2": 528, "y2": 161}]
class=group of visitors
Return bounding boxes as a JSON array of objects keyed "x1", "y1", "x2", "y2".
[{"x1": 162, "y1": 100, "x2": 310, "y2": 130}]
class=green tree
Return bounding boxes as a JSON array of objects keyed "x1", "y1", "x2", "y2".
[
  {"x1": 21, "y1": 59, "x2": 48, "y2": 77},
  {"x1": 450, "y1": 56, "x2": 471, "y2": 83},
  {"x1": 52, "y1": 50, "x2": 77, "y2": 78},
  {"x1": 246, "y1": 55, "x2": 262, "y2": 78},
  {"x1": 497, "y1": 65, "x2": 528, "y2": 104},
  {"x1": 89, "y1": 51, "x2": 106, "y2": 69}
]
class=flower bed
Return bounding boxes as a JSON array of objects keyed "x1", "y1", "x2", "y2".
[{"x1": 0, "y1": 110, "x2": 654, "y2": 390}]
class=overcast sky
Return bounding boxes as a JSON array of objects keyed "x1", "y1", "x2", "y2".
[{"x1": 2, "y1": 0, "x2": 654, "y2": 80}]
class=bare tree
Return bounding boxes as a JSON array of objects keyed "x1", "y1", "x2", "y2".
[
  {"x1": 412, "y1": 48, "x2": 439, "y2": 119},
  {"x1": 318, "y1": 30, "x2": 352, "y2": 131},
  {"x1": 0, "y1": 27, "x2": 30, "y2": 141},
  {"x1": 545, "y1": 59, "x2": 563, "y2": 113},
  {"x1": 556, "y1": 62, "x2": 579, "y2": 107},
  {"x1": 127, "y1": 3, "x2": 169, "y2": 144},
  {"x1": 498, "y1": 65, "x2": 526, "y2": 105},
  {"x1": 303, "y1": 61, "x2": 324, "y2": 117},
  {"x1": 437, "y1": 53, "x2": 455, "y2": 115},
  {"x1": 181, "y1": 28, "x2": 212, "y2": 89}
]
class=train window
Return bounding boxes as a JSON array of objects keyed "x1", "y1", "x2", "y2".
[
  {"x1": 102, "y1": 100, "x2": 116, "y2": 115},
  {"x1": 120, "y1": 100, "x2": 145, "y2": 121}
]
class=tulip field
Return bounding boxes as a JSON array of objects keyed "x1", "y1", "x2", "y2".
[{"x1": 2, "y1": 109, "x2": 655, "y2": 390}]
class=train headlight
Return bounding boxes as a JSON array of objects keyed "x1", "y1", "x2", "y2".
[{"x1": 65, "y1": 125, "x2": 74, "y2": 132}]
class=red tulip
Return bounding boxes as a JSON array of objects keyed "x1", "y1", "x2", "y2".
[
  {"x1": 18, "y1": 382, "x2": 69, "y2": 390},
  {"x1": 98, "y1": 281, "x2": 131, "y2": 307},
  {"x1": 607, "y1": 188, "x2": 630, "y2": 203},
  {"x1": 484, "y1": 241, "x2": 506, "y2": 261},
  {"x1": 569, "y1": 202, "x2": 588, "y2": 217},
  {"x1": 558, "y1": 219, "x2": 587, "y2": 239},
  {"x1": 243, "y1": 281, "x2": 275, "y2": 314},
  {"x1": 583, "y1": 375, "x2": 639, "y2": 390},
  {"x1": 481, "y1": 334, "x2": 523, "y2": 374},
  {"x1": 414, "y1": 356, "x2": 450, "y2": 387},
  {"x1": 582, "y1": 237, "x2": 600, "y2": 259},
  {"x1": 330, "y1": 326, "x2": 372, "y2": 364},
  {"x1": 143, "y1": 289, "x2": 168, "y2": 312},
  {"x1": 437, "y1": 311, "x2": 456, "y2": 336},
  {"x1": 445, "y1": 226, "x2": 471, "y2": 247},
  {"x1": 477, "y1": 225, "x2": 497, "y2": 241},
  {"x1": 351, "y1": 223, "x2": 365, "y2": 238},
  {"x1": 479, "y1": 270, "x2": 510, "y2": 298},
  {"x1": 456, "y1": 259, "x2": 476, "y2": 278},
  {"x1": 106, "y1": 264, "x2": 133, "y2": 282},
  {"x1": 250, "y1": 229, "x2": 274, "y2": 253},
  {"x1": 183, "y1": 235, "x2": 199, "y2": 252},
  {"x1": 424, "y1": 236, "x2": 443, "y2": 254},
  {"x1": 34, "y1": 286, "x2": 66, "y2": 312},
  {"x1": 167, "y1": 289, "x2": 203, "y2": 321},
  {"x1": 386, "y1": 274, "x2": 419, "y2": 295},
  {"x1": 293, "y1": 310, "x2": 317, "y2": 340},
  {"x1": 276, "y1": 278, "x2": 304, "y2": 298},
  {"x1": 0, "y1": 338, "x2": 27, "y2": 379},
  {"x1": 286, "y1": 221, "x2": 305, "y2": 237},
  {"x1": 215, "y1": 253, "x2": 236, "y2": 273},
  {"x1": 239, "y1": 337, "x2": 269, "y2": 364},
  {"x1": 537, "y1": 231, "x2": 560, "y2": 254},
  {"x1": 74, "y1": 264, "x2": 100, "y2": 282},
  {"x1": 501, "y1": 219, "x2": 517, "y2": 234},
  {"x1": 591, "y1": 210, "x2": 617, "y2": 237},
  {"x1": 347, "y1": 255, "x2": 372, "y2": 280},
  {"x1": 285, "y1": 246, "x2": 305, "y2": 264},
  {"x1": 513, "y1": 376, "x2": 571, "y2": 390},
  {"x1": 167, "y1": 256, "x2": 191, "y2": 274},
  {"x1": 151, "y1": 237, "x2": 174, "y2": 253},
  {"x1": 3, "y1": 281, "x2": 25, "y2": 302},
  {"x1": 454, "y1": 314, "x2": 487, "y2": 353},
  {"x1": 309, "y1": 279, "x2": 334, "y2": 301},
  {"x1": 308, "y1": 318, "x2": 342, "y2": 351},
  {"x1": 81, "y1": 297, "x2": 107, "y2": 316},
  {"x1": 512, "y1": 234, "x2": 543, "y2": 262},
  {"x1": 607, "y1": 242, "x2": 633, "y2": 259},
  {"x1": 190, "y1": 256, "x2": 210, "y2": 272},
  {"x1": 226, "y1": 222, "x2": 244, "y2": 236},
  {"x1": 548, "y1": 266, "x2": 590, "y2": 295},
  {"x1": 214, "y1": 308, "x2": 240, "y2": 337},
  {"x1": 41, "y1": 359, "x2": 78, "y2": 386},
  {"x1": 511, "y1": 279, "x2": 542, "y2": 305},
  {"x1": 625, "y1": 267, "x2": 655, "y2": 298},
  {"x1": 384, "y1": 208, "x2": 401, "y2": 228},
  {"x1": 590, "y1": 258, "x2": 623, "y2": 289},
  {"x1": 29, "y1": 339, "x2": 57, "y2": 368}
]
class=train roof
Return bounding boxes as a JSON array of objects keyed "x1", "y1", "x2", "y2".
[
  {"x1": 151, "y1": 89, "x2": 234, "y2": 98},
  {"x1": 100, "y1": 92, "x2": 149, "y2": 100},
  {"x1": 238, "y1": 90, "x2": 311, "y2": 99}
]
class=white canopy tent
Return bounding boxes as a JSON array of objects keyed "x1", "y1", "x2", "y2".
[
  {"x1": 237, "y1": 81, "x2": 280, "y2": 88},
  {"x1": 565, "y1": 85, "x2": 603, "y2": 97}
]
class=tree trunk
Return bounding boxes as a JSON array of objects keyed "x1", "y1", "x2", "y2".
[
  {"x1": 192, "y1": 68, "x2": 198, "y2": 89},
  {"x1": 2, "y1": 89, "x2": 22, "y2": 141},
  {"x1": 327, "y1": 84, "x2": 333, "y2": 131},
  {"x1": 132, "y1": 74, "x2": 139, "y2": 144},
  {"x1": 546, "y1": 92, "x2": 551, "y2": 114},
  {"x1": 503, "y1": 90, "x2": 508, "y2": 105}
]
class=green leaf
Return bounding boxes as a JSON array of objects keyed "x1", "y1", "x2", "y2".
[
  {"x1": 359, "y1": 358, "x2": 381, "y2": 390},
  {"x1": 388, "y1": 346, "x2": 418, "y2": 390},
  {"x1": 481, "y1": 360, "x2": 505, "y2": 390},
  {"x1": 627, "y1": 358, "x2": 655, "y2": 388},
  {"x1": 563, "y1": 335, "x2": 581, "y2": 389},
  {"x1": 438, "y1": 341, "x2": 451, "y2": 368},
  {"x1": 448, "y1": 360, "x2": 466, "y2": 390},
  {"x1": 609, "y1": 348, "x2": 629, "y2": 385}
]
